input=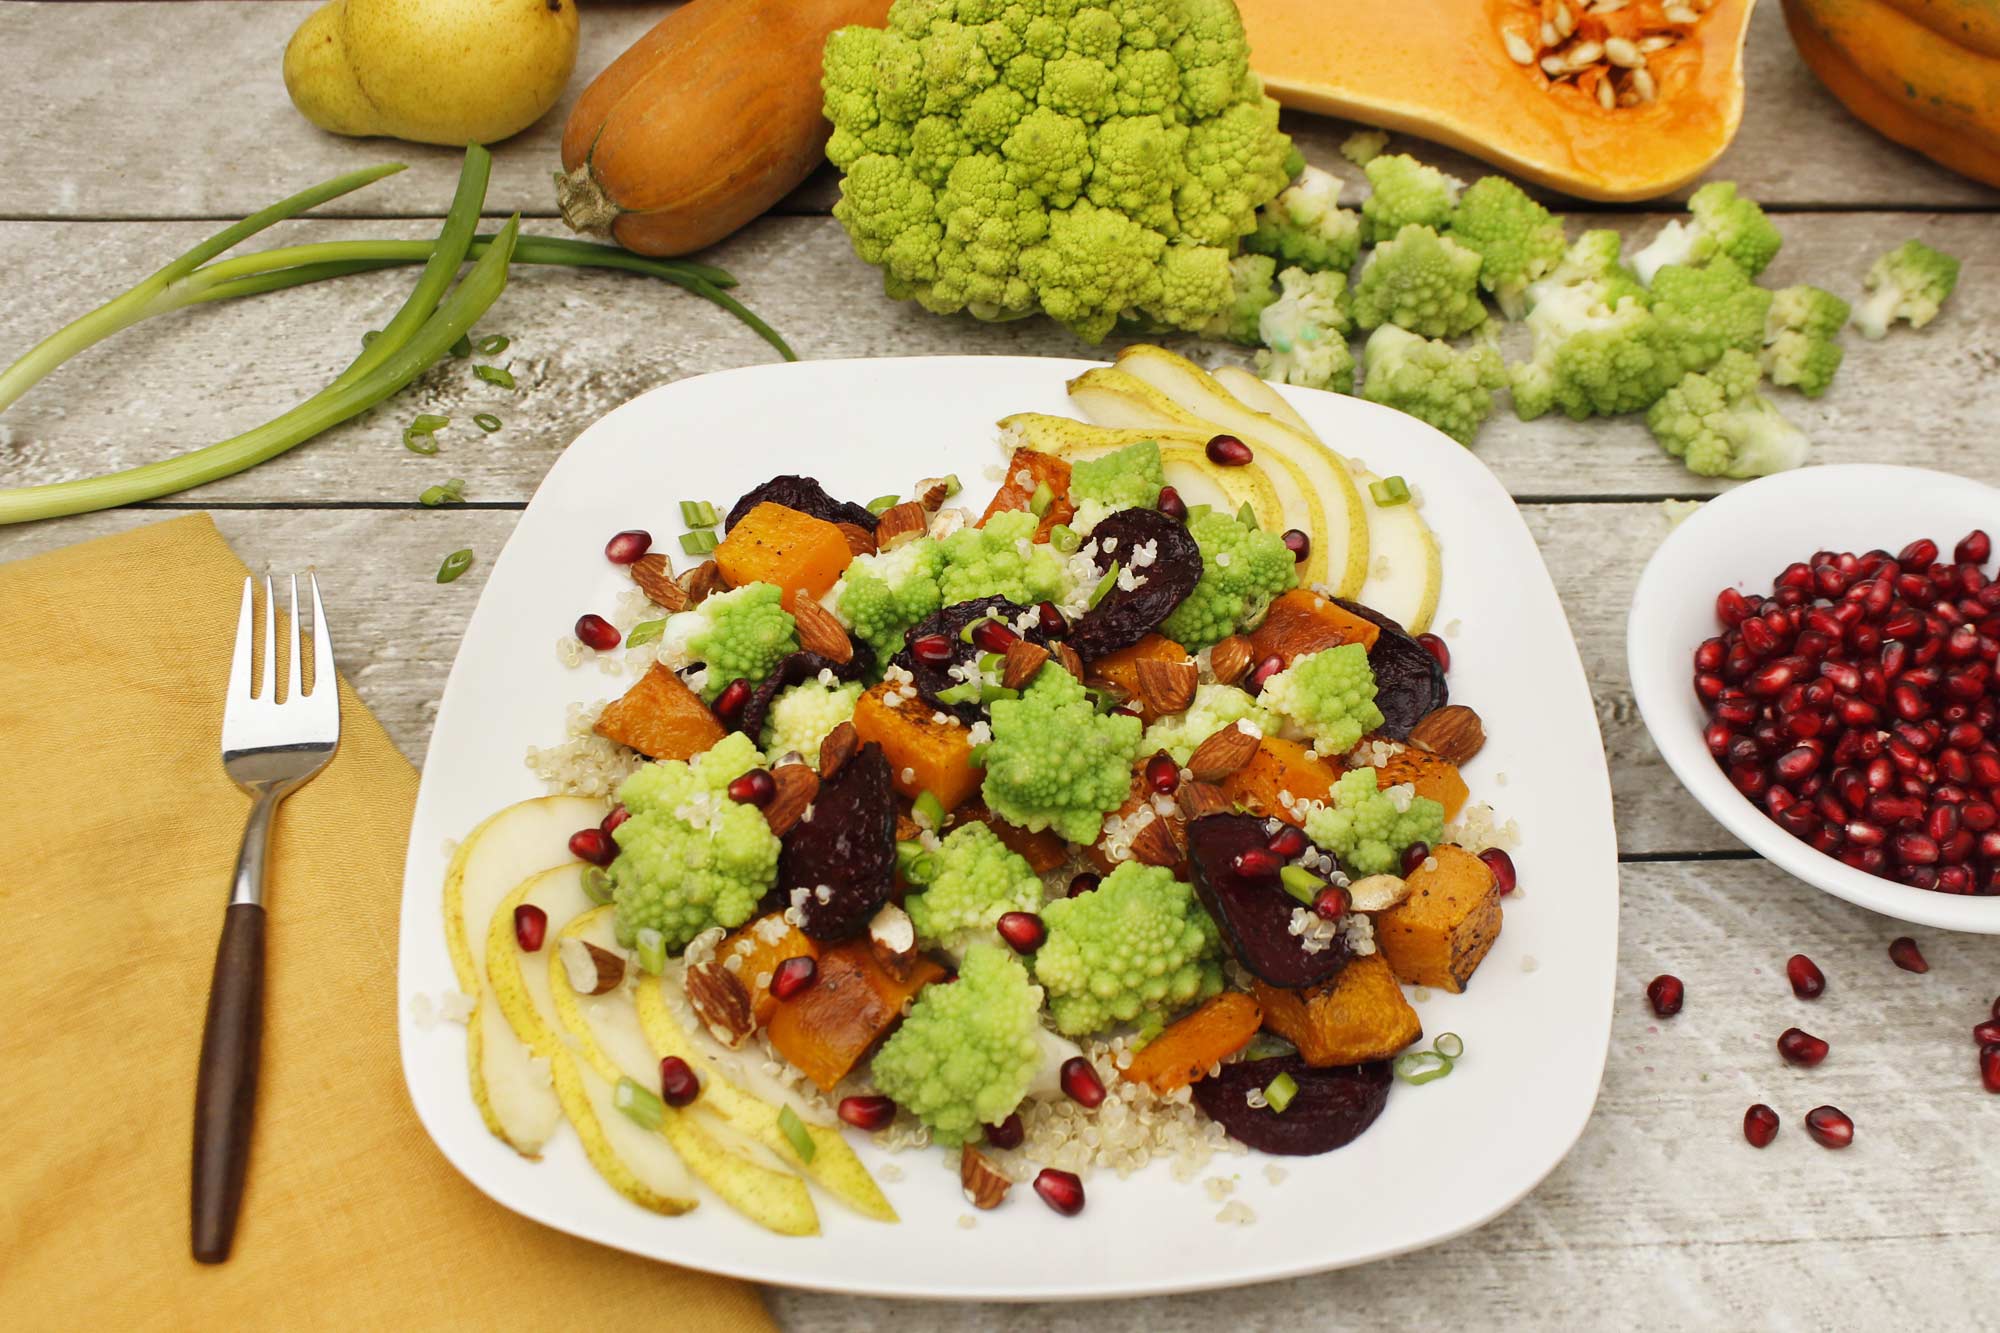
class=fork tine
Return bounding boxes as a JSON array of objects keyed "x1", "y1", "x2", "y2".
[
  {"x1": 259, "y1": 575, "x2": 276, "y2": 702},
  {"x1": 285, "y1": 574, "x2": 302, "y2": 705},
  {"x1": 310, "y1": 573, "x2": 336, "y2": 709},
  {"x1": 226, "y1": 576, "x2": 255, "y2": 702}
]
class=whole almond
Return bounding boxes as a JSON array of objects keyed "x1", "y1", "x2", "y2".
[
  {"x1": 875, "y1": 501, "x2": 930, "y2": 551},
  {"x1": 1129, "y1": 813, "x2": 1184, "y2": 869},
  {"x1": 1135, "y1": 657, "x2": 1198, "y2": 715},
  {"x1": 1208, "y1": 635, "x2": 1255, "y2": 687},
  {"x1": 835, "y1": 522, "x2": 877, "y2": 558},
  {"x1": 960, "y1": 1144, "x2": 1012, "y2": 1210},
  {"x1": 684, "y1": 961, "x2": 756, "y2": 1047},
  {"x1": 763, "y1": 764, "x2": 820, "y2": 837},
  {"x1": 1408, "y1": 705, "x2": 1485, "y2": 765},
  {"x1": 791, "y1": 597, "x2": 854, "y2": 665},
  {"x1": 559, "y1": 938, "x2": 627, "y2": 996},
  {"x1": 679, "y1": 559, "x2": 726, "y2": 605},
  {"x1": 1187, "y1": 722, "x2": 1262, "y2": 782},
  {"x1": 818, "y1": 721, "x2": 859, "y2": 778},
  {"x1": 1002, "y1": 638, "x2": 1051, "y2": 691},
  {"x1": 1053, "y1": 642, "x2": 1085, "y2": 682},
  {"x1": 630, "y1": 554, "x2": 690, "y2": 611},
  {"x1": 1177, "y1": 781, "x2": 1234, "y2": 821}
]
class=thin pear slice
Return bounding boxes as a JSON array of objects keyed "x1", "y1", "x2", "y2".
[
  {"x1": 485, "y1": 865, "x2": 698, "y2": 1213},
  {"x1": 1066, "y1": 367, "x2": 1331, "y2": 588},
  {"x1": 1112, "y1": 346, "x2": 1372, "y2": 598},
  {"x1": 1349, "y1": 463, "x2": 1443, "y2": 633},
  {"x1": 443, "y1": 795, "x2": 602, "y2": 1155},
  {"x1": 999, "y1": 414, "x2": 1286, "y2": 536},
  {"x1": 1210, "y1": 365, "x2": 1321, "y2": 442}
]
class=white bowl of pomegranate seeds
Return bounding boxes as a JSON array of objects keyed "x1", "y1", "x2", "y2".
[{"x1": 1630, "y1": 464, "x2": 2000, "y2": 933}]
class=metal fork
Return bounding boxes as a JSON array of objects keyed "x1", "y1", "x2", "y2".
[{"x1": 192, "y1": 573, "x2": 340, "y2": 1264}]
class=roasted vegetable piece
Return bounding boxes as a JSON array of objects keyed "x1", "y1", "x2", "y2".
[
  {"x1": 1185, "y1": 813, "x2": 1353, "y2": 988},
  {"x1": 1252, "y1": 955, "x2": 1422, "y2": 1066},
  {"x1": 715, "y1": 501, "x2": 856, "y2": 611},
  {"x1": 708, "y1": 914, "x2": 820, "y2": 1028},
  {"x1": 1190, "y1": 1056, "x2": 1392, "y2": 1156},
  {"x1": 867, "y1": 944, "x2": 1047, "y2": 1145},
  {"x1": 851, "y1": 681, "x2": 982, "y2": 813},
  {"x1": 765, "y1": 938, "x2": 945, "y2": 1093},
  {"x1": 1119, "y1": 992, "x2": 1264, "y2": 1093},
  {"x1": 982, "y1": 666, "x2": 1146, "y2": 844},
  {"x1": 1249, "y1": 588, "x2": 1380, "y2": 668},
  {"x1": 1216, "y1": 735, "x2": 1343, "y2": 824},
  {"x1": 1334, "y1": 598, "x2": 1448, "y2": 739},
  {"x1": 777, "y1": 743, "x2": 897, "y2": 940},
  {"x1": 726, "y1": 475, "x2": 880, "y2": 532},
  {"x1": 1034, "y1": 861, "x2": 1224, "y2": 1037},
  {"x1": 594, "y1": 663, "x2": 726, "y2": 760},
  {"x1": 1372, "y1": 844, "x2": 1502, "y2": 992},
  {"x1": 978, "y1": 447, "x2": 1075, "y2": 543},
  {"x1": 1373, "y1": 747, "x2": 1469, "y2": 819},
  {"x1": 1085, "y1": 633, "x2": 1194, "y2": 723},
  {"x1": 890, "y1": 595, "x2": 1054, "y2": 725},
  {"x1": 1067, "y1": 508, "x2": 1204, "y2": 662},
  {"x1": 735, "y1": 648, "x2": 874, "y2": 745},
  {"x1": 959, "y1": 804, "x2": 1072, "y2": 874}
]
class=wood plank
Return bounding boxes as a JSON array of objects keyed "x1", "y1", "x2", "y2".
[
  {"x1": 1, "y1": 1, "x2": 1993, "y2": 222},
  {"x1": 2, "y1": 212, "x2": 1993, "y2": 505}
]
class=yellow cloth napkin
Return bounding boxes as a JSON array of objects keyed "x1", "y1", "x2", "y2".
[{"x1": 0, "y1": 515, "x2": 773, "y2": 1331}]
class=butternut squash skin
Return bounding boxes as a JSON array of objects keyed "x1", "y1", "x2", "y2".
[{"x1": 558, "y1": 0, "x2": 892, "y2": 256}]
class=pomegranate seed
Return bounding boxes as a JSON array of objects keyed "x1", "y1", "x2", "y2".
[
  {"x1": 1060, "y1": 1056, "x2": 1106, "y2": 1108},
  {"x1": 1716, "y1": 587, "x2": 1752, "y2": 627},
  {"x1": 971, "y1": 619, "x2": 1019, "y2": 654},
  {"x1": 1478, "y1": 847, "x2": 1517, "y2": 894},
  {"x1": 1845, "y1": 819, "x2": 1887, "y2": 848},
  {"x1": 1266, "y1": 825, "x2": 1309, "y2": 859},
  {"x1": 601, "y1": 804, "x2": 630, "y2": 835},
  {"x1": 1646, "y1": 974, "x2": 1684, "y2": 1018},
  {"x1": 1034, "y1": 1167, "x2": 1086, "y2": 1216},
  {"x1": 659, "y1": 1056, "x2": 700, "y2": 1107},
  {"x1": 838, "y1": 1094, "x2": 897, "y2": 1131},
  {"x1": 1804, "y1": 1105, "x2": 1854, "y2": 1149},
  {"x1": 1774, "y1": 745, "x2": 1821, "y2": 781},
  {"x1": 1401, "y1": 841, "x2": 1432, "y2": 875},
  {"x1": 1313, "y1": 885, "x2": 1350, "y2": 920},
  {"x1": 1777, "y1": 1026, "x2": 1829, "y2": 1066},
  {"x1": 1900, "y1": 537, "x2": 1940, "y2": 567},
  {"x1": 1741, "y1": 617, "x2": 1778, "y2": 656},
  {"x1": 1983, "y1": 1044, "x2": 2000, "y2": 1094},
  {"x1": 1156, "y1": 486, "x2": 1189, "y2": 521},
  {"x1": 604, "y1": 529, "x2": 653, "y2": 564},
  {"x1": 996, "y1": 911, "x2": 1047, "y2": 953},
  {"x1": 727, "y1": 769, "x2": 776, "y2": 806},
  {"x1": 575, "y1": 613, "x2": 621, "y2": 651},
  {"x1": 1416, "y1": 633, "x2": 1451, "y2": 672},
  {"x1": 1748, "y1": 662, "x2": 1795, "y2": 697},
  {"x1": 1205, "y1": 434, "x2": 1253, "y2": 466},
  {"x1": 1142, "y1": 751, "x2": 1183, "y2": 795},
  {"x1": 1696, "y1": 638, "x2": 1726, "y2": 671},
  {"x1": 713, "y1": 677, "x2": 751, "y2": 723},
  {"x1": 1957, "y1": 530, "x2": 1992, "y2": 565},
  {"x1": 985, "y1": 1112, "x2": 1025, "y2": 1149},
  {"x1": 912, "y1": 633, "x2": 955, "y2": 664},
  {"x1": 1786, "y1": 953, "x2": 1825, "y2": 999},
  {"x1": 1743, "y1": 1103, "x2": 1780, "y2": 1148},
  {"x1": 1893, "y1": 831, "x2": 1941, "y2": 864},
  {"x1": 1974, "y1": 1019, "x2": 2000, "y2": 1046},
  {"x1": 1247, "y1": 653, "x2": 1286, "y2": 693},
  {"x1": 1067, "y1": 872, "x2": 1100, "y2": 897},
  {"x1": 512, "y1": 904, "x2": 548, "y2": 952},
  {"x1": 1282, "y1": 528, "x2": 1311, "y2": 562},
  {"x1": 1232, "y1": 846, "x2": 1281, "y2": 877},
  {"x1": 1887, "y1": 936, "x2": 1928, "y2": 973},
  {"x1": 569, "y1": 827, "x2": 616, "y2": 866},
  {"x1": 1037, "y1": 601, "x2": 1068, "y2": 637},
  {"x1": 770, "y1": 955, "x2": 817, "y2": 1000}
]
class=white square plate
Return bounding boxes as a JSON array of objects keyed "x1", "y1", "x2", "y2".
[{"x1": 398, "y1": 356, "x2": 1618, "y2": 1300}]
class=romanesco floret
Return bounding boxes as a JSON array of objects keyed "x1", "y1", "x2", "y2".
[
  {"x1": 904, "y1": 821, "x2": 1044, "y2": 958},
  {"x1": 1244, "y1": 165, "x2": 1363, "y2": 273},
  {"x1": 1522, "y1": 228, "x2": 1646, "y2": 312},
  {"x1": 1633, "y1": 181, "x2": 1782, "y2": 285},
  {"x1": 1200, "y1": 253, "x2": 1281, "y2": 345},
  {"x1": 869, "y1": 944, "x2": 1046, "y2": 1146},
  {"x1": 1359, "y1": 324, "x2": 1505, "y2": 447},
  {"x1": 938, "y1": 509, "x2": 1073, "y2": 608},
  {"x1": 1254, "y1": 265, "x2": 1356, "y2": 392},
  {"x1": 658, "y1": 583, "x2": 798, "y2": 701},
  {"x1": 1341, "y1": 129, "x2": 1390, "y2": 167},
  {"x1": 1762, "y1": 284, "x2": 1849, "y2": 398},
  {"x1": 1359, "y1": 154, "x2": 1463, "y2": 243},
  {"x1": 759, "y1": 678, "x2": 863, "y2": 767},
  {"x1": 819, "y1": 0, "x2": 1298, "y2": 343},
  {"x1": 1645, "y1": 348, "x2": 1809, "y2": 480},
  {"x1": 1257, "y1": 642, "x2": 1385, "y2": 756},
  {"x1": 981, "y1": 664, "x2": 1144, "y2": 843},
  {"x1": 1158, "y1": 506, "x2": 1300, "y2": 649},
  {"x1": 832, "y1": 536, "x2": 945, "y2": 665},
  {"x1": 1648, "y1": 257, "x2": 1773, "y2": 379},
  {"x1": 608, "y1": 732, "x2": 779, "y2": 951},
  {"x1": 1509, "y1": 280, "x2": 1677, "y2": 421},
  {"x1": 1447, "y1": 175, "x2": 1568, "y2": 320},
  {"x1": 1068, "y1": 439, "x2": 1165, "y2": 516},
  {"x1": 1033, "y1": 861, "x2": 1223, "y2": 1036},
  {"x1": 1142, "y1": 682, "x2": 1278, "y2": 763},
  {"x1": 1853, "y1": 240, "x2": 1960, "y2": 339},
  {"x1": 1301, "y1": 765, "x2": 1446, "y2": 878},
  {"x1": 1351, "y1": 224, "x2": 1488, "y2": 340}
]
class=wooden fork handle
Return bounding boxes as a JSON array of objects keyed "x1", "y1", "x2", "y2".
[{"x1": 192, "y1": 901, "x2": 265, "y2": 1263}]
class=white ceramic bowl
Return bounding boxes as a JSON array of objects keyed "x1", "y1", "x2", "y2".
[{"x1": 1629, "y1": 464, "x2": 2000, "y2": 934}]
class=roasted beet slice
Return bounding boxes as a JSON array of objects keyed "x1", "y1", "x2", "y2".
[
  {"x1": 778, "y1": 743, "x2": 897, "y2": 941},
  {"x1": 1185, "y1": 814, "x2": 1352, "y2": 988},
  {"x1": 1191, "y1": 1056, "x2": 1392, "y2": 1155},
  {"x1": 726, "y1": 475, "x2": 879, "y2": 533},
  {"x1": 1333, "y1": 598, "x2": 1448, "y2": 740},
  {"x1": 732, "y1": 648, "x2": 876, "y2": 744},
  {"x1": 1067, "y1": 508, "x2": 1202, "y2": 662},
  {"x1": 889, "y1": 595, "x2": 1056, "y2": 725}
]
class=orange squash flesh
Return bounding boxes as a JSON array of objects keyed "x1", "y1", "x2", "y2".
[
  {"x1": 1216, "y1": 736, "x2": 1343, "y2": 824},
  {"x1": 593, "y1": 664, "x2": 726, "y2": 760},
  {"x1": 1252, "y1": 955, "x2": 1424, "y2": 1065},
  {"x1": 714, "y1": 502, "x2": 855, "y2": 613},
  {"x1": 1235, "y1": 0, "x2": 1755, "y2": 201},
  {"x1": 1248, "y1": 589, "x2": 1379, "y2": 670},
  {"x1": 711, "y1": 915, "x2": 820, "y2": 1028},
  {"x1": 852, "y1": 683, "x2": 983, "y2": 812},
  {"x1": 1375, "y1": 748, "x2": 1471, "y2": 819},
  {"x1": 765, "y1": 940, "x2": 945, "y2": 1093},
  {"x1": 1084, "y1": 633, "x2": 1193, "y2": 722},
  {"x1": 979, "y1": 447, "x2": 1075, "y2": 542},
  {"x1": 1120, "y1": 993, "x2": 1265, "y2": 1092}
]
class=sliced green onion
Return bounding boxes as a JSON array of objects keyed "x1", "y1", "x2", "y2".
[
  {"x1": 581, "y1": 866, "x2": 614, "y2": 906},
  {"x1": 967, "y1": 743, "x2": 989, "y2": 769},
  {"x1": 896, "y1": 840, "x2": 942, "y2": 885},
  {"x1": 1264, "y1": 1071, "x2": 1299, "y2": 1113},
  {"x1": 1279, "y1": 865, "x2": 1324, "y2": 904},
  {"x1": 474, "y1": 333, "x2": 510, "y2": 356},
  {"x1": 866, "y1": 493, "x2": 901, "y2": 514},
  {"x1": 679, "y1": 499, "x2": 719, "y2": 528},
  {"x1": 777, "y1": 1105, "x2": 816, "y2": 1163},
  {"x1": 614, "y1": 1076, "x2": 666, "y2": 1131},
  {"x1": 473, "y1": 412, "x2": 502, "y2": 433},
  {"x1": 1237, "y1": 501, "x2": 1258, "y2": 530},
  {"x1": 627, "y1": 618, "x2": 667, "y2": 648},
  {"x1": 935, "y1": 682, "x2": 982, "y2": 706},
  {"x1": 418, "y1": 478, "x2": 465, "y2": 507},
  {"x1": 436, "y1": 548, "x2": 473, "y2": 583},
  {"x1": 1089, "y1": 561, "x2": 1121, "y2": 609},
  {"x1": 1432, "y1": 1032, "x2": 1464, "y2": 1060},
  {"x1": 1394, "y1": 1050, "x2": 1453, "y2": 1085},
  {"x1": 680, "y1": 530, "x2": 719, "y2": 556},
  {"x1": 976, "y1": 651, "x2": 1006, "y2": 675},
  {"x1": 913, "y1": 789, "x2": 947, "y2": 831},
  {"x1": 938, "y1": 474, "x2": 962, "y2": 499},
  {"x1": 449, "y1": 333, "x2": 473, "y2": 359},
  {"x1": 1028, "y1": 481, "x2": 1054, "y2": 518},
  {"x1": 636, "y1": 927, "x2": 667, "y2": 975},
  {"x1": 1370, "y1": 475, "x2": 1411, "y2": 507},
  {"x1": 410, "y1": 413, "x2": 449, "y2": 433},
  {"x1": 403, "y1": 429, "x2": 441, "y2": 456},
  {"x1": 1048, "y1": 523, "x2": 1081, "y2": 555},
  {"x1": 959, "y1": 615, "x2": 992, "y2": 644},
  {"x1": 473, "y1": 363, "x2": 515, "y2": 389}
]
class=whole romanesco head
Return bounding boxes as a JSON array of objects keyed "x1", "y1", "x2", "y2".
[
  {"x1": 1351, "y1": 224, "x2": 1488, "y2": 340},
  {"x1": 1645, "y1": 348, "x2": 1809, "y2": 480},
  {"x1": 1648, "y1": 257, "x2": 1773, "y2": 380},
  {"x1": 1258, "y1": 642, "x2": 1384, "y2": 756},
  {"x1": 1200, "y1": 253, "x2": 1281, "y2": 346},
  {"x1": 1762, "y1": 284, "x2": 1849, "y2": 398},
  {"x1": 1853, "y1": 240, "x2": 1960, "y2": 339},
  {"x1": 759, "y1": 678, "x2": 863, "y2": 767},
  {"x1": 832, "y1": 536, "x2": 946, "y2": 665},
  {"x1": 1301, "y1": 765, "x2": 1445, "y2": 878},
  {"x1": 1360, "y1": 324, "x2": 1505, "y2": 447},
  {"x1": 905, "y1": 821, "x2": 1045, "y2": 958},
  {"x1": 1633, "y1": 181, "x2": 1782, "y2": 285},
  {"x1": 1359, "y1": 154, "x2": 1463, "y2": 243},
  {"x1": 1159, "y1": 505, "x2": 1299, "y2": 648},
  {"x1": 1509, "y1": 281, "x2": 1677, "y2": 421},
  {"x1": 1254, "y1": 265, "x2": 1355, "y2": 392},
  {"x1": 608, "y1": 733, "x2": 780, "y2": 951},
  {"x1": 1448, "y1": 175, "x2": 1568, "y2": 320},
  {"x1": 1244, "y1": 165, "x2": 1363, "y2": 274},
  {"x1": 659, "y1": 583, "x2": 799, "y2": 701},
  {"x1": 820, "y1": 0, "x2": 1297, "y2": 343},
  {"x1": 868, "y1": 944, "x2": 1046, "y2": 1146},
  {"x1": 1033, "y1": 861, "x2": 1223, "y2": 1036},
  {"x1": 938, "y1": 508, "x2": 1075, "y2": 607},
  {"x1": 1142, "y1": 682, "x2": 1277, "y2": 763},
  {"x1": 981, "y1": 664, "x2": 1145, "y2": 843}
]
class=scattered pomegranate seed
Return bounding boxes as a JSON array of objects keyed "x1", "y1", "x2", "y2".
[
  {"x1": 574, "y1": 613, "x2": 621, "y2": 651},
  {"x1": 1281, "y1": 528, "x2": 1311, "y2": 563},
  {"x1": 1777, "y1": 1026, "x2": 1830, "y2": 1066},
  {"x1": 1247, "y1": 653, "x2": 1286, "y2": 693},
  {"x1": 1060, "y1": 1056, "x2": 1106, "y2": 1108},
  {"x1": 837, "y1": 1095, "x2": 897, "y2": 1131},
  {"x1": 659, "y1": 1056, "x2": 700, "y2": 1107},
  {"x1": 996, "y1": 911, "x2": 1047, "y2": 954},
  {"x1": 1647, "y1": 974, "x2": 1684, "y2": 1018},
  {"x1": 601, "y1": 805, "x2": 630, "y2": 835},
  {"x1": 1478, "y1": 847, "x2": 1517, "y2": 894},
  {"x1": 712, "y1": 678, "x2": 751, "y2": 723},
  {"x1": 1156, "y1": 486, "x2": 1188, "y2": 521},
  {"x1": 971, "y1": 619, "x2": 1019, "y2": 654},
  {"x1": 1266, "y1": 825, "x2": 1309, "y2": 859},
  {"x1": 1232, "y1": 846, "x2": 1282, "y2": 877},
  {"x1": 984, "y1": 1112, "x2": 1025, "y2": 1150},
  {"x1": 912, "y1": 633, "x2": 954, "y2": 664},
  {"x1": 1144, "y1": 751, "x2": 1181, "y2": 794},
  {"x1": 1956, "y1": 530, "x2": 1991, "y2": 566},
  {"x1": 1312, "y1": 885, "x2": 1350, "y2": 921},
  {"x1": 1973, "y1": 1019, "x2": 2000, "y2": 1046},
  {"x1": 1804, "y1": 1104, "x2": 1854, "y2": 1148},
  {"x1": 1982, "y1": 1043, "x2": 2000, "y2": 1094},
  {"x1": 1205, "y1": 434, "x2": 1252, "y2": 466},
  {"x1": 1742, "y1": 1103, "x2": 1780, "y2": 1148},
  {"x1": 1033, "y1": 1167, "x2": 1086, "y2": 1216},
  {"x1": 1067, "y1": 872, "x2": 1100, "y2": 897},
  {"x1": 770, "y1": 956, "x2": 817, "y2": 1001},
  {"x1": 569, "y1": 827, "x2": 616, "y2": 866},
  {"x1": 1415, "y1": 633, "x2": 1451, "y2": 672},
  {"x1": 512, "y1": 903, "x2": 547, "y2": 953},
  {"x1": 1401, "y1": 841, "x2": 1432, "y2": 876},
  {"x1": 1785, "y1": 953, "x2": 1826, "y2": 999},
  {"x1": 1037, "y1": 601, "x2": 1068, "y2": 637},
  {"x1": 1887, "y1": 936, "x2": 1929, "y2": 973},
  {"x1": 604, "y1": 529, "x2": 652, "y2": 564},
  {"x1": 727, "y1": 769, "x2": 776, "y2": 806}
]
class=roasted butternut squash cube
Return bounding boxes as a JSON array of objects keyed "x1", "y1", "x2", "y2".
[
  {"x1": 1375, "y1": 746, "x2": 1469, "y2": 818},
  {"x1": 1252, "y1": 955, "x2": 1422, "y2": 1066},
  {"x1": 1085, "y1": 767, "x2": 1187, "y2": 877},
  {"x1": 1373, "y1": 844, "x2": 1502, "y2": 992},
  {"x1": 715, "y1": 501, "x2": 854, "y2": 612},
  {"x1": 593, "y1": 663, "x2": 725, "y2": 760},
  {"x1": 711, "y1": 914, "x2": 819, "y2": 1028},
  {"x1": 979, "y1": 446, "x2": 1074, "y2": 542},
  {"x1": 959, "y1": 802, "x2": 1072, "y2": 873},
  {"x1": 1120, "y1": 992, "x2": 1263, "y2": 1093},
  {"x1": 1249, "y1": 588, "x2": 1380, "y2": 668},
  {"x1": 1084, "y1": 633, "x2": 1192, "y2": 723},
  {"x1": 1216, "y1": 735, "x2": 1342, "y2": 824},
  {"x1": 852, "y1": 682, "x2": 982, "y2": 812},
  {"x1": 766, "y1": 940, "x2": 946, "y2": 1092}
]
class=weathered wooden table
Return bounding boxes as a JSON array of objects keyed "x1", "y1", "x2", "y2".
[{"x1": 4, "y1": 2, "x2": 1996, "y2": 1325}]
